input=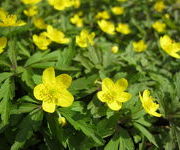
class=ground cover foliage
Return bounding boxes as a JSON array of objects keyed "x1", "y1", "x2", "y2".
[{"x1": 0, "y1": 0, "x2": 180, "y2": 149}]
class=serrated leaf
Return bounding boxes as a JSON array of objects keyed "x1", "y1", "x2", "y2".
[
  {"x1": 59, "y1": 108, "x2": 104, "y2": 146},
  {"x1": 0, "y1": 78, "x2": 14, "y2": 126},
  {"x1": 56, "y1": 46, "x2": 75, "y2": 69},
  {"x1": 10, "y1": 109, "x2": 43, "y2": 150},
  {"x1": 21, "y1": 69, "x2": 35, "y2": 88},
  {"x1": 119, "y1": 128, "x2": 134, "y2": 150},
  {"x1": 10, "y1": 103, "x2": 38, "y2": 115},
  {"x1": 133, "y1": 122, "x2": 158, "y2": 147},
  {"x1": 104, "y1": 134, "x2": 119, "y2": 150},
  {"x1": 0, "y1": 72, "x2": 13, "y2": 84},
  {"x1": 24, "y1": 51, "x2": 58, "y2": 67}
]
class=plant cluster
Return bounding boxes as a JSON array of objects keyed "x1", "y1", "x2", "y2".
[{"x1": 0, "y1": 0, "x2": 180, "y2": 150}]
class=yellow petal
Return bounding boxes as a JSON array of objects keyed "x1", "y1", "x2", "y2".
[
  {"x1": 42, "y1": 67, "x2": 56, "y2": 85},
  {"x1": 107, "y1": 101, "x2": 122, "y2": 111},
  {"x1": 150, "y1": 111, "x2": 162, "y2": 117},
  {"x1": 97, "y1": 91, "x2": 107, "y2": 102},
  {"x1": 56, "y1": 74, "x2": 72, "y2": 88},
  {"x1": 33, "y1": 84, "x2": 46, "y2": 100},
  {"x1": 102, "y1": 78, "x2": 115, "y2": 91},
  {"x1": 115, "y1": 78, "x2": 128, "y2": 92},
  {"x1": 42, "y1": 101, "x2": 56, "y2": 113},
  {"x1": 56, "y1": 90, "x2": 74, "y2": 107},
  {"x1": 116, "y1": 92, "x2": 132, "y2": 102},
  {"x1": 143, "y1": 89, "x2": 150, "y2": 101}
]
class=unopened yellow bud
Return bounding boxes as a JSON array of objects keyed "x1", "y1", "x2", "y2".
[{"x1": 58, "y1": 117, "x2": 67, "y2": 126}]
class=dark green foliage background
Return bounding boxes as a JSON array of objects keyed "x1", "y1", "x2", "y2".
[{"x1": 0, "y1": 0, "x2": 180, "y2": 150}]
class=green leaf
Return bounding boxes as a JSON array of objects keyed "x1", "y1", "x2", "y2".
[
  {"x1": 46, "y1": 113, "x2": 66, "y2": 148},
  {"x1": 10, "y1": 109, "x2": 43, "y2": 150},
  {"x1": 104, "y1": 134, "x2": 119, "y2": 150},
  {"x1": 97, "y1": 113, "x2": 119, "y2": 138},
  {"x1": 17, "y1": 41, "x2": 30, "y2": 57},
  {"x1": 59, "y1": 108, "x2": 104, "y2": 146},
  {"x1": 55, "y1": 46, "x2": 75, "y2": 69},
  {"x1": 133, "y1": 122, "x2": 158, "y2": 147},
  {"x1": 7, "y1": 40, "x2": 17, "y2": 70},
  {"x1": 18, "y1": 96, "x2": 39, "y2": 104},
  {"x1": 119, "y1": 128, "x2": 134, "y2": 150},
  {"x1": 10, "y1": 103, "x2": 38, "y2": 115},
  {"x1": 74, "y1": 54, "x2": 94, "y2": 72},
  {"x1": 21, "y1": 69, "x2": 35, "y2": 88},
  {"x1": 149, "y1": 73, "x2": 173, "y2": 94},
  {"x1": 0, "y1": 78, "x2": 14, "y2": 126},
  {"x1": 104, "y1": 128, "x2": 134, "y2": 150},
  {"x1": 0, "y1": 72, "x2": 13, "y2": 84},
  {"x1": 24, "y1": 51, "x2": 58, "y2": 67}
]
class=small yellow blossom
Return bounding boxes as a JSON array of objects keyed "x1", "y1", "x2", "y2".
[
  {"x1": 139, "y1": 90, "x2": 162, "y2": 117},
  {"x1": 76, "y1": 29, "x2": 95, "y2": 48},
  {"x1": 111, "y1": 45, "x2": 119, "y2": 53},
  {"x1": 111, "y1": 6, "x2": 124, "y2": 15},
  {"x1": 160, "y1": 35, "x2": 180, "y2": 59},
  {"x1": 48, "y1": 0, "x2": 72, "y2": 10},
  {"x1": 33, "y1": 32, "x2": 51, "y2": 50},
  {"x1": 0, "y1": 9, "x2": 26, "y2": 27},
  {"x1": 24, "y1": 6, "x2": 38, "y2": 17},
  {"x1": 97, "y1": 78, "x2": 132, "y2": 111},
  {"x1": 95, "y1": 11, "x2": 110, "y2": 20},
  {"x1": 33, "y1": 67, "x2": 74, "y2": 113},
  {"x1": 98, "y1": 20, "x2": 115, "y2": 35},
  {"x1": 0, "y1": 37, "x2": 7, "y2": 54},
  {"x1": 133, "y1": 40, "x2": 147, "y2": 52},
  {"x1": 45, "y1": 25, "x2": 70, "y2": 44},
  {"x1": 71, "y1": 0, "x2": 81, "y2": 8},
  {"x1": 58, "y1": 117, "x2": 67, "y2": 126},
  {"x1": 152, "y1": 21, "x2": 166, "y2": 33},
  {"x1": 116, "y1": 23, "x2": 131, "y2": 35},
  {"x1": 70, "y1": 14, "x2": 83, "y2": 27},
  {"x1": 164, "y1": 13, "x2": 170, "y2": 19},
  {"x1": 154, "y1": 1, "x2": 166, "y2": 12},
  {"x1": 33, "y1": 18, "x2": 48, "y2": 29},
  {"x1": 21, "y1": 0, "x2": 42, "y2": 5}
]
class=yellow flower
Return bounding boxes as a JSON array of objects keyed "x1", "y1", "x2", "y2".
[
  {"x1": 164, "y1": 13, "x2": 170, "y2": 19},
  {"x1": 139, "y1": 90, "x2": 162, "y2": 117},
  {"x1": 24, "y1": 6, "x2": 38, "y2": 17},
  {"x1": 152, "y1": 21, "x2": 166, "y2": 33},
  {"x1": 33, "y1": 32, "x2": 51, "y2": 50},
  {"x1": 71, "y1": 0, "x2": 81, "y2": 8},
  {"x1": 21, "y1": 0, "x2": 42, "y2": 5},
  {"x1": 0, "y1": 37, "x2": 7, "y2": 54},
  {"x1": 111, "y1": 6, "x2": 124, "y2": 15},
  {"x1": 154, "y1": 1, "x2": 166, "y2": 12},
  {"x1": 45, "y1": 25, "x2": 70, "y2": 44},
  {"x1": 111, "y1": 45, "x2": 119, "y2": 53},
  {"x1": 98, "y1": 20, "x2": 115, "y2": 35},
  {"x1": 58, "y1": 117, "x2": 67, "y2": 126},
  {"x1": 97, "y1": 78, "x2": 132, "y2": 111},
  {"x1": 133, "y1": 40, "x2": 147, "y2": 52},
  {"x1": 70, "y1": 14, "x2": 83, "y2": 27},
  {"x1": 33, "y1": 18, "x2": 48, "y2": 29},
  {"x1": 48, "y1": 0, "x2": 72, "y2": 10},
  {"x1": 160, "y1": 35, "x2": 180, "y2": 59},
  {"x1": 76, "y1": 29, "x2": 95, "y2": 48},
  {"x1": 95, "y1": 11, "x2": 110, "y2": 20},
  {"x1": 0, "y1": 9, "x2": 26, "y2": 27},
  {"x1": 33, "y1": 67, "x2": 74, "y2": 113},
  {"x1": 116, "y1": 23, "x2": 131, "y2": 34}
]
